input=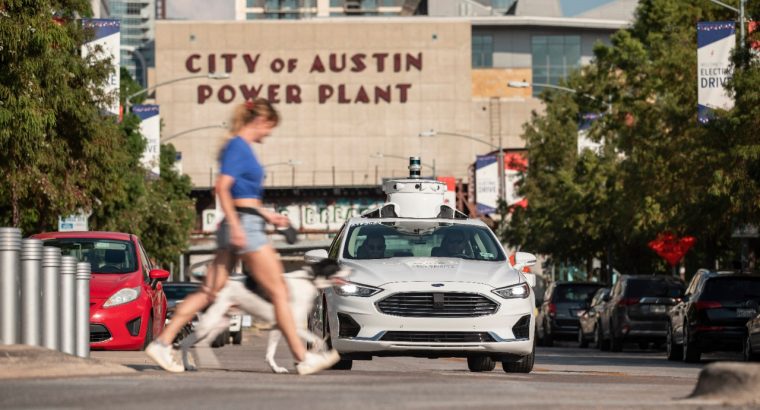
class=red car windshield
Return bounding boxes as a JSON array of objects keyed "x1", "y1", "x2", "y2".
[{"x1": 42, "y1": 239, "x2": 138, "y2": 274}]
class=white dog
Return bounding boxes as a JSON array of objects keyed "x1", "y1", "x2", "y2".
[{"x1": 180, "y1": 259, "x2": 348, "y2": 373}]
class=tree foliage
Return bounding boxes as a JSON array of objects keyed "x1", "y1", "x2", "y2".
[
  {"x1": 0, "y1": 2, "x2": 195, "y2": 267},
  {"x1": 503, "y1": 0, "x2": 760, "y2": 278}
]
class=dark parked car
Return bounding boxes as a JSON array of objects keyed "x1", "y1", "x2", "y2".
[
  {"x1": 667, "y1": 270, "x2": 760, "y2": 362},
  {"x1": 536, "y1": 281, "x2": 605, "y2": 346},
  {"x1": 746, "y1": 312, "x2": 760, "y2": 362},
  {"x1": 599, "y1": 275, "x2": 684, "y2": 352},
  {"x1": 578, "y1": 287, "x2": 610, "y2": 348}
]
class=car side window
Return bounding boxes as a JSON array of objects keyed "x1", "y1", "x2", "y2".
[
  {"x1": 685, "y1": 273, "x2": 700, "y2": 296},
  {"x1": 137, "y1": 241, "x2": 151, "y2": 283}
]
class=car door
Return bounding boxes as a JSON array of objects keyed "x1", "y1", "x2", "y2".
[
  {"x1": 601, "y1": 280, "x2": 621, "y2": 338},
  {"x1": 672, "y1": 273, "x2": 700, "y2": 343},
  {"x1": 137, "y1": 240, "x2": 164, "y2": 336}
]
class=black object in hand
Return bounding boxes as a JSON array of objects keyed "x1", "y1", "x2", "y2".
[{"x1": 277, "y1": 226, "x2": 298, "y2": 244}]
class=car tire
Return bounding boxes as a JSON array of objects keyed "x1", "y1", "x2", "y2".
[
  {"x1": 744, "y1": 335, "x2": 760, "y2": 362},
  {"x1": 682, "y1": 326, "x2": 701, "y2": 363},
  {"x1": 666, "y1": 323, "x2": 682, "y2": 361},
  {"x1": 467, "y1": 356, "x2": 496, "y2": 372},
  {"x1": 578, "y1": 328, "x2": 589, "y2": 348},
  {"x1": 212, "y1": 332, "x2": 225, "y2": 348},
  {"x1": 502, "y1": 339, "x2": 535, "y2": 374},
  {"x1": 142, "y1": 316, "x2": 154, "y2": 351},
  {"x1": 232, "y1": 331, "x2": 243, "y2": 345},
  {"x1": 535, "y1": 323, "x2": 545, "y2": 347}
]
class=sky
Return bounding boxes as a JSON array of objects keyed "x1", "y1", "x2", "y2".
[{"x1": 166, "y1": 0, "x2": 235, "y2": 20}]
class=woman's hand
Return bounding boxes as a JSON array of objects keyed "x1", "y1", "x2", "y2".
[
  {"x1": 263, "y1": 210, "x2": 291, "y2": 228},
  {"x1": 230, "y1": 224, "x2": 247, "y2": 248}
]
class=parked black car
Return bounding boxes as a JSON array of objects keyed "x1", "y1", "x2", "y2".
[
  {"x1": 536, "y1": 281, "x2": 605, "y2": 347},
  {"x1": 578, "y1": 287, "x2": 610, "y2": 348},
  {"x1": 666, "y1": 270, "x2": 760, "y2": 362},
  {"x1": 598, "y1": 275, "x2": 684, "y2": 352},
  {"x1": 746, "y1": 312, "x2": 760, "y2": 362}
]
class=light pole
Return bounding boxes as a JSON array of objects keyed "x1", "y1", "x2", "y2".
[
  {"x1": 125, "y1": 72, "x2": 229, "y2": 113},
  {"x1": 264, "y1": 160, "x2": 301, "y2": 186},
  {"x1": 507, "y1": 81, "x2": 612, "y2": 113},
  {"x1": 370, "y1": 152, "x2": 436, "y2": 177},
  {"x1": 120, "y1": 45, "x2": 147, "y2": 88},
  {"x1": 708, "y1": 0, "x2": 747, "y2": 44},
  {"x1": 161, "y1": 123, "x2": 228, "y2": 143},
  {"x1": 419, "y1": 130, "x2": 503, "y2": 206}
]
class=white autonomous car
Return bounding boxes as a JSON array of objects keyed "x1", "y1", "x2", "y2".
[{"x1": 306, "y1": 162, "x2": 537, "y2": 373}]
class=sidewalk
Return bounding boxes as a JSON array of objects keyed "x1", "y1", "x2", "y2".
[{"x1": 0, "y1": 345, "x2": 136, "y2": 380}]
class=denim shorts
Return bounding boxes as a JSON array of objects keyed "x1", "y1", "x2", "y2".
[{"x1": 217, "y1": 213, "x2": 269, "y2": 254}]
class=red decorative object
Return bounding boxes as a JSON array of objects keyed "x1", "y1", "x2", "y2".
[{"x1": 648, "y1": 232, "x2": 696, "y2": 266}]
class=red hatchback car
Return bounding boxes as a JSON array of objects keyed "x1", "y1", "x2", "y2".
[{"x1": 32, "y1": 231, "x2": 169, "y2": 350}]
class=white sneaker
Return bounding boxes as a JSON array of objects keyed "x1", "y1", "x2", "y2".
[
  {"x1": 146, "y1": 341, "x2": 185, "y2": 373},
  {"x1": 296, "y1": 350, "x2": 341, "y2": 375}
]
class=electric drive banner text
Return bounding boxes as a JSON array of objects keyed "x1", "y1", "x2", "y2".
[{"x1": 697, "y1": 21, "x2": 735, "y2": 124}]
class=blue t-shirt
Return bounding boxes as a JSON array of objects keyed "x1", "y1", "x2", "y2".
[{"x1": 219, "y1": 136, "x2": 264, "y2": 199}]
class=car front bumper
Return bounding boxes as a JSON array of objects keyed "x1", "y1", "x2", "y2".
[
  {"x1": 89, "y1": 296, "x2": 151, "y2": 350},
  {"x1": 326, "y1": 282, "x2": 535, "y2": 358}
]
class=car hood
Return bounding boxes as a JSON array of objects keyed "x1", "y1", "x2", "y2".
[
  {"x1": 89, "y1": 273, "x2": 141, "y2": 300},
  {"x1": 340, "y1": 258, "x2": 521, "y2": 288}
]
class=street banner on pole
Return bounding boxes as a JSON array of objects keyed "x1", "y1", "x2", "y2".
[
  {"x1": 133, "y1": 105, "x2": 161, "y2": 178},
  {"x1": 81, "y1": 19, "x2": 120, "y2": 116},
  {"x1": 577, "y1": 113, "x2": 604, "y2": 154},
  {"x1": 475, "y1": 155, "x2": 498, "y2": 215},
  {"x1": 697, "y1": 21, "x2": 735, "y2": 124},
  {"x1": 504, "y1": 152, "x2": 528, "y2": 208}
]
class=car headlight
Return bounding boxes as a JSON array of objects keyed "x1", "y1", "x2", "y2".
[
  {"x1": 491, "y1": 282, "x2": 530, "y2": 299},
  {"x1": 333, "y1": 281, "x2": 382, "y2": 297},
  {"x1": 103, "y1": 287, "x2": 141, "y2": 308}
]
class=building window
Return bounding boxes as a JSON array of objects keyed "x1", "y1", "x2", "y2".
[
  {"x1": 382, "y1": 0, "x2": 396, "y2": 6},
  {"x1": 125, "y1": 3, "x2": 142, "y2": 15},
  {"x1": 330, "y1": 0, "x2": 342, "y2": 6},
  {"x1": 246, "y1": 12, "x2": 260, "y2": 19},
  {"x1": 531, "y1": 35, "x2": 581, "y2": 95},
  {"x1": 472, "y1": 34, "x2": 493, "y2": 68},
  {"x1": 246, "y1": 0, "x2": 256, "y2": 7}
]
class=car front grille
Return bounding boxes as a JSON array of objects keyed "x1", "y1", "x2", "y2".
[
  {"x1": 380, "y1": 331, "x2": 495, "y2": 343},
  {"x1": 375, "y1": 292, "x2": 499, "y2": 317},
  {"x1": 90, "y1": 324, "x2": 111, "y2": 343}
]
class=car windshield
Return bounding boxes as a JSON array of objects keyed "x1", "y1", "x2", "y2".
[
  {"x1": 163, "y1": 285, "x2": 200, "y2": 301},
  {"x1": 625, "y1": 279, "x2": 683, "y2": 298},
  {"x1": 342, "y1": 221, "x2": 506, "y2": 261},
  {"x1": 554, "y1": 285, "x2": 603, "y2": 303},
  {"x1": 702, "y1": 277, "x2": 760, "y2": 302},
  {"x1": 42, "y1": 238, "x2": 138, "y2": 274}
]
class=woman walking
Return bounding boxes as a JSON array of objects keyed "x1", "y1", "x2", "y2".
[{"x1": 147, "y1": 98, "x2": 339, "y2": 375}]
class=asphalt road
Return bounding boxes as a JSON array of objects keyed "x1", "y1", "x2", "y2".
[{"x1": 0, "y1": 331, "x2": 741, "y2": 410}]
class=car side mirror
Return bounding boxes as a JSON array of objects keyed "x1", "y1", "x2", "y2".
[
  {"x1": 149, "y1": 269, "x2": 170, "y2": 287},
  {"x1": 513, "y1": 252, "x2": 537, "y2": 272},
  {"x1": 305, "y1": 249, "x2": 328, "y2": 264}
]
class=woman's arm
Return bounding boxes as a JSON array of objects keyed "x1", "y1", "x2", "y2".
[{"x1": 216, "y1": 174, "x2": 246, "y2": 247}]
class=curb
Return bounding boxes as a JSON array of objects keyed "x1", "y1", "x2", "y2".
[
  {"x1": 0, "y1": 345, "x2": 136, "y2": 380},
  {"x1": 687, "y1": 362, "x2": 760, "y2": 405}
]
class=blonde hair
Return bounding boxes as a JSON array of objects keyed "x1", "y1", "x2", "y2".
[{"x1": 219, "y1": 98, "x2": 279, "y2": 159}]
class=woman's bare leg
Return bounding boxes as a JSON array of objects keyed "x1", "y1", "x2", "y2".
[
  {"x1": 156, "y1": 250, "x2": 234, "y2": 345},
  {"x1": 241, "y1": 245, "x2": 306, "y2": 362}
]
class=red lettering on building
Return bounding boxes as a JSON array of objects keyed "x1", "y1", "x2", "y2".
[
  {"x1": 329, "y1": 53, "x2": 346, "y2": 72},
  {"x1": 270, "y1": 58, "x2": 285, "y2": 73},
  {"x1": 287, "y1": 58, "x2": 298, "y2": 73},
  {"x1": 186, "y1": 54, "x2": 201, "y2": 73},
  {"x1": 396, "y1": 84, "x2": 411, "y2": 103},
  {"x1": 197, "y1": 85, "x2": 213, "y2": 104},
  {"x1": 243, "y1": 54, "x2": 261, "y2": 73},
  {"x1": 407, "y1": 52, "x2": 422, "y2": 71},
  {"x1": 285, "y1": 85, "x2": 302, "y2": 103},
  {"x1": 207, "y1": 54, "x2": 216, "y2": 74},
  {"x1": 372, "y1": 53, "x2": 388, "y2": 72},
  {"x1": 318, "y1": 85, "x2": 333, "y2": 103},
  {"x1": 240, "y1": 84, "x2": 263, "y2": 100},
  {"x1": 310, "y1": 56, "x2": 326, "y2": 73},
  {"x1": 221, "y1": 53, "x2": 237, "y2": 73},
  {"x1": 393, "y1": 53, "x2": 402, "y2": 72},
  {"x1": 351, "y1": 54, "x2": 366, "y2": 72},
  {"x1": 218, "y1": 85, "x2": 235, "y2": 103},
  {"x1": 337, "y1": 85, "x2": 350, "y2": 104},
  {"x1": 267, "y1": 84, "x2": 281, "y2": 103},
  {"x1": 355, "y1": 86, "x2": 370, "y2": 104},
  {"x1": 374, "y1": 85, "x2": 391, "y2": 104}
]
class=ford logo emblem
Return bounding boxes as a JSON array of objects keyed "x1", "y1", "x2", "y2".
[{"x1": 431, "y1": 283, "x2": 444, "y2": 287}]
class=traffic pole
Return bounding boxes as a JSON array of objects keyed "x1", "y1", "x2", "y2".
[
  {"x1": 0, "y1": 227, "x2": 21, "y2": 345},
  {"x1": 42, "y1": 247, "x2": 61, "y2": 350},
  {"x1": 60, "y1": 256, "x2": 77, "y2": 355},
  {"x1": 75, "y1": 262, "x2": 91, "y2": 358},
  {"x1": 21, "y1": 238, "x2": 43, "y2": 346}
]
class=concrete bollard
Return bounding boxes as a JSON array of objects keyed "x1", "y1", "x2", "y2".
[
  {"x1": 60, "y1": 256, "x2": 77, "y2": 355},
  {"x1": 75, "y1": 262, "x2": 91, "y2": 358},
  {"x1": 21, "y1": 238, "x2": 43, "y2": 346},
  {"x1": 0, "y1": 227, "x2": 22, "y2": 345},
  {"x1": 42, "y1": 247, "x2": 62, "y2": 351}
]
